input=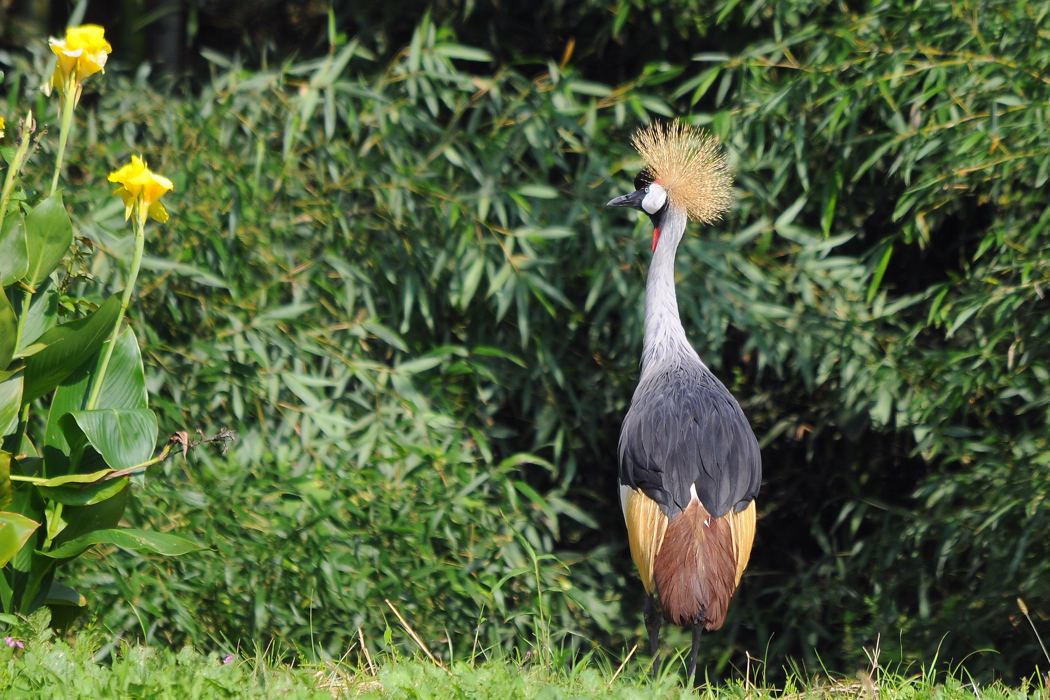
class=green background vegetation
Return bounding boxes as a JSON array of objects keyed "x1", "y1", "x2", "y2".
[{"x1": 2, "y1": 0, "x2": 1049, "y2": 686}]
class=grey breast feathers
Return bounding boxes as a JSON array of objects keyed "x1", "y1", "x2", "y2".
[{"x1": 618, "y1": 362, "x2": 761, "y2": 520}]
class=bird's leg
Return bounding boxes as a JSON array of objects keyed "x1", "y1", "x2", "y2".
[
  {"x1": 644, "y1": 593, "x2": 662, "y2": 678},
  {"x1": 686, "y1": 613, "x2": 704, "y2": 689}
]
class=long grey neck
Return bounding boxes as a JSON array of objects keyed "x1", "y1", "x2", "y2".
[{"x1": 641, "y1": 206, "x2": 702, "y2": 378}]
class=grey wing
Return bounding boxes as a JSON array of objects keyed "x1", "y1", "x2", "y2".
[{"x1": 618, "y1": 369, "x2": 761, "y2": 520}]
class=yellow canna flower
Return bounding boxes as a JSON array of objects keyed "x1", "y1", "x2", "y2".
[
  {"x1": 48, "y1": 24, "x2": 112, "y2": 96},
  {"x1": 109, "y1": 155, "x2": 173, "y2": 225}
]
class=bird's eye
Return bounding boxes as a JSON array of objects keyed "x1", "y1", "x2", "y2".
[{"x1": 645, "y1": 186, "x2": 650, "y2": 193}]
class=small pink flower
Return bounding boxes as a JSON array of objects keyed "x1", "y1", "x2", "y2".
[
  {"x1": 222, "y1": 654, "x2": 234, "y2": 664},
  {"x1": 5, "y1": 637, "x2": 24, "y2": 649}
]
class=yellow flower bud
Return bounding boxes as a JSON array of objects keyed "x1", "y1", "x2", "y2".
[
  {"x1": 109, "y1": 155, "x2": 173, "y2": 225},
  {"x1": 0, "y1": 116, "x2": 5, "y2": 140}
]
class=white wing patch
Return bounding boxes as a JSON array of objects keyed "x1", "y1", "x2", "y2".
[{"x1": 619, "y1": 481, "x2": 632, "y2": 525}]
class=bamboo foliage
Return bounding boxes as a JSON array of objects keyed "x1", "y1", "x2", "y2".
[{"x1": 0, "y1": 0, "x2": 1043, "y2": 680}]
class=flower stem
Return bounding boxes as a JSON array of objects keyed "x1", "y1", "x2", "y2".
[
  {"x1": 8, "y1": 115, "x2": 39, "y2": 360},
  {"x1": 86, "y1": 208, "x2": 146, "y2": 410},
  {"x1": 0, "y1": 110, "x2": 35, "y2": 244},
  {"x1": 10, "y1": 438, "x2": 176, "y2": 485},
  {"x1": 49, "y1": 80, "x2": 77, "y2": 196}
]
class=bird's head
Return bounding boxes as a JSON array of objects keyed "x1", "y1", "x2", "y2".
[
  {"x1": 607, "y1": 167, "x2": 669, "y2": 251},
  {"x1": 607, "y1": 120, "x2": 733, "y2": 252}
]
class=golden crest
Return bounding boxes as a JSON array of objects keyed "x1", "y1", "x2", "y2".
[{"x1": 631, "y1": 120, "x2": 734, "y2": 224}]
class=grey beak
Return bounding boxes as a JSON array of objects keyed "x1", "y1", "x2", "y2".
[{"x1": 607, "y1": 189, "x2": 646, "y2": 209}]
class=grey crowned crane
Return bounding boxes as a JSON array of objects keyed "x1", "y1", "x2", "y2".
[{"x1": 608, "y1": 121, "x2": 762, "y2": 686}]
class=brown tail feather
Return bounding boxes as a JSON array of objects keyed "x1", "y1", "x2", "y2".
[{"x1": 652, "y1": 501, "x2": 743, "y2": 629}]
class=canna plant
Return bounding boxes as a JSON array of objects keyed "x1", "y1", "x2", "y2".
[{"x1": 0, "y1": 25, "x2": 200, "y2": 629}]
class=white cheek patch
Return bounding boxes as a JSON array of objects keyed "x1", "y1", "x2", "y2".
[{"x1": 641, "y1": 183, "x2": 667, "y2": 215}]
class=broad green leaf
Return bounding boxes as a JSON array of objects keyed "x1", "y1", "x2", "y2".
[
  {"x1": 0, "y1": 213, "x2": 28, "y2": 286},
  {"x1": 89, "y1": 327, "x2": 148, "y2": 411},
  {"x1": 44, "y1": 363, "x2": 91, "y2": 460},
  {"x1": 44, "y1": 579, "x2": 87, "y2": 631},
  {"x1": 31, "y1": 469, "x2": 115, "y2": 487},
  {"x1": 24, "y1": 192, "x2": 73, "y2": 289},
  {"x1": 45, "y1": 498, "x2": 67, "y2": 545},
  {"x1": 0, "y1": 285, "x2": 15, "y2": 370},
  {"x1": 0, "y1": 511, "x2": 40, "y2": 568},
  {"x1": 62, "y1": 409, "x2": 158, "y2": 471},
  {"x1": 45, "y1": 580, "x2": 86, "y2": 607},
  {"x1": 3, "y1": 455, "x2": 43, "y2": 579},
  {"x1": 45, "y1": 327, "x2": 149, "y2": 458},
  {"x1": 40, "y1": 528, "x2": 203, "y2": 559},
  {"x1": 21, "y1": 294, "x2": 121, "y2": 405},
  {"x1": 47, "y1": 479, "x2": 129, "y2": 555},
  {"x1": 0, "y1": 373, "x2": 21, "y2": 436},
  {"x1": 38, "y1": 475, "x2": 128, "y2": 507},
  {"x1": 14, "y1": 279, "x2": 60, "y2": 352}
]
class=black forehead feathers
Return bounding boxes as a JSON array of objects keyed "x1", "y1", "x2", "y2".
[{"x1": 633, "y1": 167, "x2": 656, "y2": 191}]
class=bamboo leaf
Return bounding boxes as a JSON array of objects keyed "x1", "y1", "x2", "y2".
[{"x1": 866, "y1": 245, "x2": 894, "y2": 304}]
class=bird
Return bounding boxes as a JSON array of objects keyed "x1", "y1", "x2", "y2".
[{"x1": 607, "y1": 120, "x2": 761, "y2": 686}]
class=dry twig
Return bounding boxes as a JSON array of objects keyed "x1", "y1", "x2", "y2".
[
  {"x1": 357, "y1": 627, "x2": 376, "y2": 677},
  {"x1": 607, "y1": 644, "x2": 638, "y2": 687},
  {"x1": 385, "y1": 598, "x2": 450, "y2": 675}
]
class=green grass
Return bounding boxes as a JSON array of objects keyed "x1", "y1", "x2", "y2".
[
  {"x1": 0, "y1": 637, "x2": 330, "y2": 699},
  {"x1": 4, "y1": 649, "x2": 1047, "y2": 700},
  {"x1": 2, "y1": 614, "x2": 1047, "y2": 700}
]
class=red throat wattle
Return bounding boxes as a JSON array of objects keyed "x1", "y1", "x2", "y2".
[{"x1": 652, "y1": 227, "x2": 661, "y2": 252}]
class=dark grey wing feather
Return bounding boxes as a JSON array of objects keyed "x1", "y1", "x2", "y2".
[{"x1": 618, "y1": 363, "x2": 761, "y2": 520}]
